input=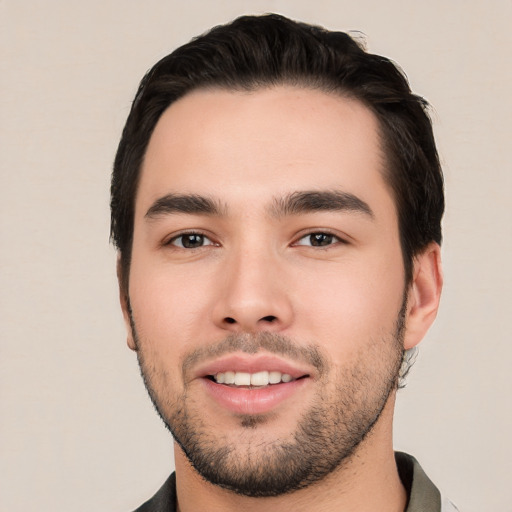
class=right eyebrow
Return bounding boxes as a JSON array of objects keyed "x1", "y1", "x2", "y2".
[
  {"x1": 268, "y1": 190, "x2": 375, "y2": 219},
  {"x1": 144, "y1": 193, "x2": 226, "y2": 219}
]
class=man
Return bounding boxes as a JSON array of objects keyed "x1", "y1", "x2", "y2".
[{"x1": 111, "y1": 14, "x2": 457, "y2": 512}]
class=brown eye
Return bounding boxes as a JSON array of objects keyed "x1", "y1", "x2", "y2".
[
  {"x1": 170, "y1": 233, "x2": 213, "y2": 249},
  {"x1": 296, "y1": 232, "x2": 340, "y2": 247},
  {"x1": 310, "y1": 233, "x2": 334, "y2": 246}
]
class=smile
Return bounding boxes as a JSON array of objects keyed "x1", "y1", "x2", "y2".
[
  {"x1": 195, "y1": 353, "x2": 314, "y2": 414},
  {"x1": 212, "y1": 370, "x2": 297, "y2": 387}
]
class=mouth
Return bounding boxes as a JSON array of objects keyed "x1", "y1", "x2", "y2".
[
  {"x1": 196, "y1": 355, "x2": 313, "y2": 415},
  {"x1": 206, "y1": 370, "x2": 308, "y2": 388}
]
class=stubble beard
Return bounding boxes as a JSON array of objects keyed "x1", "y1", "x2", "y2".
[{"x1": 130, "y1": 301, "x2": 406, "y2": 498}]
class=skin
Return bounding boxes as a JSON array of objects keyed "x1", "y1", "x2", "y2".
[{"x1": 120, "y1": 86, "x2": 443, "y2": 511}]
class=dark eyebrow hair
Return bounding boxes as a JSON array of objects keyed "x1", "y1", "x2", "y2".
[
  {"x1": 145, "y1": 193, "x2": 226, "y2": 218},
  {"x1": 269, "y1": 190, "x2": 374, "y2": 218}
]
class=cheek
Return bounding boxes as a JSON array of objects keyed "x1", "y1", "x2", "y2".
[
  {"x1": 291, "y1": 251, "x2": 405, "y2": 357},
  {"x1": 128, "y1": 255, "x2": 215, "y2": 349}
]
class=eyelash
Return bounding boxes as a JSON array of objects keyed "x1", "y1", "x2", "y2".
[
  {"x1": 293, "y1": 231, "x2": 347, "y2": 248},
  {"x1": 165, "y1": 231, "x2": 216, "y2": 249},
  {"x1": 165, "y1": 230, "x2": 347, "y2": 250}
]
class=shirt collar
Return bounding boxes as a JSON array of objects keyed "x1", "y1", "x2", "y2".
[{"x1": 396, "y1": 451, "x2": 441, "y2": 512}]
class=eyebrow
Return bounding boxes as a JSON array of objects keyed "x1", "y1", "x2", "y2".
[
  {"x1": 269, "y1": 190, "x2": 374, "y2": 219},
  {"x1": 145, "y1": 193, "x2": 226, "y2": 219},
  {"x1": 144, "y1": 190, "x2": 374, "y2": 220}
]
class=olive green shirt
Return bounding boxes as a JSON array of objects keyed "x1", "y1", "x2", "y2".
[{"x1": 133, "y1": 452, "x2": 457, "y2": 512}]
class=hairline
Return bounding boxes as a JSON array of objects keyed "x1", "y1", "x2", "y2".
[{"x1": 119, "y1": 80, "x2": 411, "y2": 294}]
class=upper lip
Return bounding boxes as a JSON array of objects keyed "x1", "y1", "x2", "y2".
[{"x1": 194, "y1": 353, "x2": 313, "y2": 380}]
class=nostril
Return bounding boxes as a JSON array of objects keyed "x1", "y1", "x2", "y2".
[{"x1": 222, "y1": 315, "x2": 277, "y2": 327}]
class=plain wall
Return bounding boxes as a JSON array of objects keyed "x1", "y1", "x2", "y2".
[{"x1": 1, "y1": 1, "x2": 511, "y2": 511}]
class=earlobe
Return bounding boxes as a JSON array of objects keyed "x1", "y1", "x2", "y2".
[
  {"x1": 404, "y1": 243, "x2": 443, "y2": 350},
  {"x1": 117, "y1": 256, "x2": 137, "y2": 351}
]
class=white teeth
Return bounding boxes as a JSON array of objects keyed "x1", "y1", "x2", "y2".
[
  {"x1": 213, "y1": 370, "x2": 296, "y2": 386},
  {"x1": 268, "y1": 371, "x2": 282, "y2": 384},
  {"x1": 251, "y1": 371, "x2": 269, "y2": 386},
  {"x1": 234, "y1": 372, "x2": 251, "y2": 386},
  {"x1": 223, "y1": 371, "x2": 235, "y2": 384}
]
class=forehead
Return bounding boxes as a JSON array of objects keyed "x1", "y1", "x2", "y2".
[{"x1": 137, "y1": 86, "x2": 393, "y2": 217}]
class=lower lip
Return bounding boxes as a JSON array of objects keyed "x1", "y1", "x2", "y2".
[{"x1": 201, "y1": 377, "x2": 309, "y2": 415}]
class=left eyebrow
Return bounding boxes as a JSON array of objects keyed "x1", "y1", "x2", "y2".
[
  {"x1": 268, "y1": 190, "x2": 374, "y2": 219},
  {"x1": 145, "y1": 193, "x2": 226, "y2": 219}
]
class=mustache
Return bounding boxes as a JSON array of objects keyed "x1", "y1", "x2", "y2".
[{"x1": 181, "y1": 332, "x2": 328, "y2": 377}]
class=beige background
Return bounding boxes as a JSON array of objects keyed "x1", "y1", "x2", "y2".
[{"x1": 1, "y1": 1, "x2": 511, "y2": 511}]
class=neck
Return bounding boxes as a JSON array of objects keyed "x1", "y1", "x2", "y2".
[{"x1": 173, "y1": 396, "x2": 406, "y2": 512}]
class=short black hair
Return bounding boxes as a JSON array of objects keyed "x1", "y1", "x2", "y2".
[{"x1": 111, "y1": 13, "x2": 444, "y2": 291}]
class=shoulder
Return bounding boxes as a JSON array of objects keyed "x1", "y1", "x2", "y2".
[
  {"x1": 395, "y1": 452, "x2": 459, "y2": 512},
  {"x1": 441, "y1": 496, "x2": 460, "y2": 512},
  {"x1": 131, "y1": 473, "x2": 176, "y2": 512}
]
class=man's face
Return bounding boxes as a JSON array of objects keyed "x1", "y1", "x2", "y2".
[{"x1": 124, "y1": 86, "x2": 409, "y2": 495}]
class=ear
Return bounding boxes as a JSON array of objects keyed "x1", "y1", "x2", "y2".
[
  {"x1": 404, "y1": 242, "x2": 443, "y2": 350},
  {"x1": 117, "y1": 255, "x2": 137, "y2": 351}
]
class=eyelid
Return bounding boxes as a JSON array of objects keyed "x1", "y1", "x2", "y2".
[
  {"x1": 292, "y1": 229, "x2": 349, "y2": 247},
  {"x1": 163, "y1": 230, "x2": 218, "y2": 248}
]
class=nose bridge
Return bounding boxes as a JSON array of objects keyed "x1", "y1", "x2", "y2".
[{"x1": 214, "y1": 238, "x2": 293, "y2": 332}]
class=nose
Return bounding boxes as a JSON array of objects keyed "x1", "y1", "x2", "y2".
[{"x1": 212, "y1": 246, "x2": 294, "y2": 333}]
